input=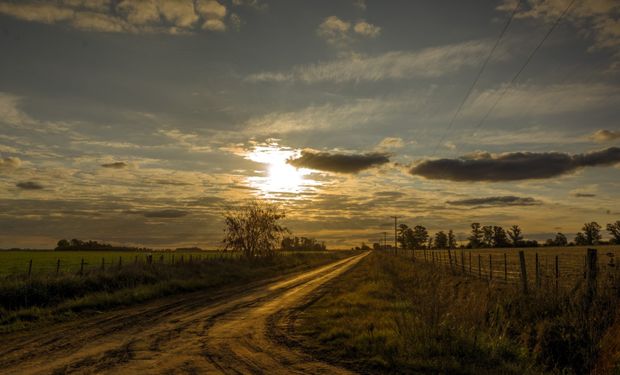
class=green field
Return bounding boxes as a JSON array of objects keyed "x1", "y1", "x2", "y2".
[{"x1": 0, "y1": 250, "x2": 242, "y2": 277}]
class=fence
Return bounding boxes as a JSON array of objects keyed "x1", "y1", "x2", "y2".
[
  {"x1": 0, "y1": 251, "x2": 244, "y2": 278},
  {"x1": 392, "y1": 247, "x2": 618, "y2": 293}
]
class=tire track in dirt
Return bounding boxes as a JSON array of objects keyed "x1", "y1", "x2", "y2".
[{"x1": 0, "y1": 252, "x2": 367, "y2": 374}]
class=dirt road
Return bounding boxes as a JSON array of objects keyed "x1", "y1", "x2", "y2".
[{"x1": 0, "y1": 252, "x2": 368, "y2": 374}]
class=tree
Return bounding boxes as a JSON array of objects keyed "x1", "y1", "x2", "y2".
[
  {"x1": 373, "y1": 242, "x2": 382, "y2": 250},
  {"x1": 482, "y1": 226, "x2": 494, "y2": 247},
  {"x1": 448, "y1": 230, "x2": 457, "y2": 249},
  {"x1": 412, "y1": 225, "x2": 429, "y2": 249},
  {"x1": 507, "y1": 225, "x2": 523, "y2": 247},
  {"x1": 56, "y1": 239, "x2": 70, "y2": 249},
  {"x1": 493, "y1": 226, "x2": 510, "y2": 248},
  {"x1": 397, "y1": 224, "x2": 410, "y2": 249},
  {"x1": 223, "y1": 200, "x2": 288, "y2": 258},
  {"x1": 582, "y1": 222, "x2": 602, "y2": 245},
  {"x1": 468, "y1": 223, "x2": 483, "y2": 248},
  {"x1": 574, "y1": 232, "x2": 588, "y2": 246},
  {"x1": 554, "y1": 232, "x2": 568, "y2": 246},
  {"x1": 607, "y1": 221, "x2": 620, "y2": 244},
  {"x1": 434, "y1": 231, "x2": 448, "y2": 249}
]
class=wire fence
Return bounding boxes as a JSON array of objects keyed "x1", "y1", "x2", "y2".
[
  {"x1": 0, "y1": 250, "x2": 334, "y2": 278},
  {"x1": 391, "y1": 247, "x2": 619, "y2": 292}
]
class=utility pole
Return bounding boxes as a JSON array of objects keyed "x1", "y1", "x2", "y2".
[{"x1": 391, "y1": 216, "x2": 400, "y2": 254}]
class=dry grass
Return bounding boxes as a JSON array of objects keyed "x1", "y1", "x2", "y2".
[{"x1": 296, "y1": 251, "x2": 620, "y2": 374}]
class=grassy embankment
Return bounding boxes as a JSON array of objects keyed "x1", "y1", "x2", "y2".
[
  {"x1": 296, "y1": 251, "x2": 620, "y2": 374},
  {"x1": 0, "y1": 251, "x2": 354, "y2": 333}
]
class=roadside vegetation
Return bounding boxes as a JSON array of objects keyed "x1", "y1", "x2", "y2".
[
  {"x1": 296, "y1": 251, "x2": 620, "y2": 374},
  {"x1": 0, "y1": 251, "x2": 353, "y2": 333}
]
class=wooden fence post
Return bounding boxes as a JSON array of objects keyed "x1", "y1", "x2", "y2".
[
  {"x1": 80, "y1": 258, "x2": 84, "y2": 276},
  {"x1": 56, "y1": 259, "x2": 60, "y2": 275},
  {"x1": 469, "y1": 252, "x2": 472, "y2": 275},
  {"x1": 504, "y1": 253, "x2": 508, "y2": 282},
  {"x1": 535, "y1": 253, "x2": 540, "y2": 288},
  {"x1": 461, "y1": 251, "x2": 465, "y2": 273},
  {"x1": 519, "y1": 251, "x2": 528, "y2": 294},
  {"x1": 448, "y1": 249, "x2": 452, "y2": 270},
  {"x1": 478, "y1": 254, "x2": 482, "y2": 279},
  {"x1": 489, "y1": 254, "x2": 493, "y2": 281},
  {"x1": 118, "y1": 256, "x2": 122, "y2": 269},
  {"x1": 28, "y1": 259, "x2": 32, "y2": 277},
  {"x1": 134, "y1": 255, "x2": 138, "y2": 265}
]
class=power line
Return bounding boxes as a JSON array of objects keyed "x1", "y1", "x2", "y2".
[
  {"x1": 431, "y1": 0, "x2": 524, "y2": 156},
  {"x1": 470, "y1": 0, "x2": 577, "y2": 139}
]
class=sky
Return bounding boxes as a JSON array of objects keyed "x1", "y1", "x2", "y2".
[{"x1": 0, "y1": 0, "x2": 619, "y2": 249}]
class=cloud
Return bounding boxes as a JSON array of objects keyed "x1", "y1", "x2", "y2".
[
  {"x1": 247, "y1": 40, "x2": 495, "y2": 83},
  {"x1": 498, "y1": 0, "x2": 620, "y2": 67},
  {"x1": 353, "y1": 0, "x2": 366, "y2": 11},
  {"x1": 101, "y1": 161, "x2": 128, "y2": 169},
  {"x1": 143, "y1": 209, "x2": 188, "y2": 218},
  {"x1": 464, "y1": 83, "x2": 620, "y2": 119},
  {"x1": 16, "y1": 181, "x2": 44, "y2": 190},
  {"x1": 574, "y1": 192, "x2": 596, "y2": 197},
  {"x1": 0, "y1": 156, "x2": 21, "y2": 171},
  {"x1": 409, "y1": 147, "x2": 620, "y2": 182},
  {"x1": 590, "y1": 129, "x2": 620, "y2": 142},
  {"x1": 353, "y1": 20, "x2": 381, "y2": 38},
  {"x1": 316, "y1": 16, "x2": 381, "y2": 48},
  {"x1": 316, "y1": 16, "x2": 351, "y2": 47},
  {"x1": 447, "y1": 196, "x2": 541, "y2": 207},
  {"x1": 0, "y1": 0, "x2": 232, "y2": 35},
  {"x1": 243, "y1": 96, "x2": 414, "y2": 134},
  {"x1": 375, "y1": 137, "x2": 405, "y2": 151},
  {"x1": 288, "y1": 150, "x2": 390, "y2": 173}
]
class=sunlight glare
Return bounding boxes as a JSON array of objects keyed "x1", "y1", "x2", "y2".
[{"x1": 245, "y1": 143, "x2": 316, "y2": 196}]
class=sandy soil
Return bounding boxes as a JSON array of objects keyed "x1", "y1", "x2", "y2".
[{"x1": 0, "y1": 252, "x2": 368, "y2": 374}]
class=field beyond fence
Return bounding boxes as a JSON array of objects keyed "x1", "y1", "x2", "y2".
[
  {"x1": 0, "y1": 250, "x2": 332, "y2": 278},
  {"x1": 393, "y1": 246, "x2": 619, "y2": 291}
]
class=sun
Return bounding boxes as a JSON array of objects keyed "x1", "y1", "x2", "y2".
[{"x1": 245, "y1": 143, "x2": 315, "y2": 195}]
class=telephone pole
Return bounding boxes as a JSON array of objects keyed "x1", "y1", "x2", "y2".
[{"x1": 391, "y1": 216, "x2": 400, "y2": 254}]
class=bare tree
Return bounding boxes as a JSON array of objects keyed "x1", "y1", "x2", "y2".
[{"x1": 222, "y1": 200, "x2": 288, "y2": 258}]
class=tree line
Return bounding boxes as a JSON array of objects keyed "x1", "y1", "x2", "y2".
[
  {"x1": 368, "y1": 220, "x2": 620, "y2": 250},
  {"x1": 55, "y1": 238, "x2": 155, "y2": 252},
  {"x1": 281, "y1": 236, "x2": 327, "y2": 251}
]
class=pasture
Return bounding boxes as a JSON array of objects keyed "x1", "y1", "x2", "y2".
[{"x1": 0, "y1": 250, "x2": 240, "y2": 277}]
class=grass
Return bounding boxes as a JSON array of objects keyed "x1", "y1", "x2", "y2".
[
  {"x1": 0, "y1": 250, "x2": 241, "y2": 276},
  {"x1": 0, "y1": 251, "x2": 355, "y2": 333},
  {"x1": 296, "y1": 251, "x2": 620, "y2": 374}
]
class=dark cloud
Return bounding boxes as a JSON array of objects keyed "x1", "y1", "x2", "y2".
[
  {"x1": 410, "y1": 147, "x2": 620, "y2": 182},
  {"x1": 143, "y1": 210, "x2": 189, "y2": 218},
  {"x1": 16, "y1": 181, "x2": 44, "y2": 190},
  {"x1": 101, "y1": 162, "x2": 128, "y2": 169},
  {"x1": 574, "y1": 193, "x2": 596, "y2": 197},
  {"x1": 288, "y1": 150, "x2": 390, "y2": 173},
  {"x1": 447, "y1": 196, "x2": 540, "y2": 207}
]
